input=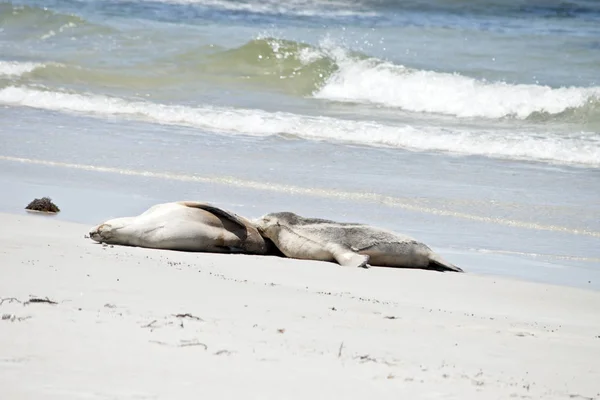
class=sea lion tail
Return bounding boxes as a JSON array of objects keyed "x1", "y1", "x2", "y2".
[{"x1": 428, "y1": 253, "x2": 464, "y2": 273}]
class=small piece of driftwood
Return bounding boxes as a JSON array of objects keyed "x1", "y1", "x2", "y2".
[
  {"x1": 173, "y1": 313, "x2": 203, "y2": 321},
  {"x1": 0, "y1": 297, "x2": 22, "y2": 306},
  {"x1": 24, "y1": 297, "x2": 58, "y2": 305}
]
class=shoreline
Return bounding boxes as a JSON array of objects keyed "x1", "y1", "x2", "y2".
[
  {"x1": 1, "y1": 209, "x2": 598, "y2": 293},
  {"x1": 2, "y1": 167, "x2": 599, "y2": 292},
  {"x1": 1, "y1": 211, "x2": 600, "y2": 399}
]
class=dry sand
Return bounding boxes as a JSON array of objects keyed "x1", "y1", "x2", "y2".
[{"x1": 1, "y1": 212, "x2": 599, "y2": 399}]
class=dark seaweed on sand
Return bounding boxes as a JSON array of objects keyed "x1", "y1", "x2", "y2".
[{"x1": 25, "y1": 197, "x2": 60, "y2": 213}]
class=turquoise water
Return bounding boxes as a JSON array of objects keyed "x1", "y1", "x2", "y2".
[{"x1": 1, "y1": 0, "x2": 599, "y2": 288}]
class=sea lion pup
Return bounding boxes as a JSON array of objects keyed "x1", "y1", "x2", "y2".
[
  {"x1": 89, "y1": 201, "x2": 271, "y2": 255},
  {"x1": 254, "y1": 212, "x2": 463, "y2": 272}
]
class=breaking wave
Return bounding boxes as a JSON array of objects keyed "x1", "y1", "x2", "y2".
[
  {"x1": 313, "y1": 51, "x2": 600, "y2": 120},
  {"x1": 0, "y1": 61, "x2": 45, "y2": 77},
  {"x1": 208, "y1": 37, "x2": 600, "y2": 120},
  {"x1": 1, "y1": 86, "x2": 598, "y2": 167},
  {"x1": 5, "y1": 36, "x2": 599, "y2": 122}
]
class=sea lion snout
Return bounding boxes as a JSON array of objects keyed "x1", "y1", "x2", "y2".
[
  {"x1": 89, "y1": 224, "x2": 110, "y2": 243},
  {"x1": 252, "y1": 217, "x2": 268, "y2": 233},
  {"x1": 89, "y1": 233, "x2": 99, "y2": 242},
  {"x1": 253, "y1": 215, "x2": 279, "y2": 235},
  {"x1": 88, "y1": 227, "x2": 101, "y2": 242}
]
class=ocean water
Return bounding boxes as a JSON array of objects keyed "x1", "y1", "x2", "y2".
[{"x1": 1, "y1": 0, "x2": 599, "y2": 288}]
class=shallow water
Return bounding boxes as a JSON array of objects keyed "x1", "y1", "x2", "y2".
[{"x1": 1, "y1": 0, "x2": 599, "y2": 289}]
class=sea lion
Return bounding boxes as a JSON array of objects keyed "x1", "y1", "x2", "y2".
[
  {"x1": 254, "y1": 212, "x2": 463, "y2": 272},
  {"x1": 89, "y1": 201, "x2": 271, "y2": 255}
]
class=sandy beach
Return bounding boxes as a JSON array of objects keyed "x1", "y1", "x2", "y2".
[
  {"x1": 1, "y1": 211, "x2": 599, "y2": 400},
  {"x1": 2, "y1": 0, "x2": 600, "y2": 398}
]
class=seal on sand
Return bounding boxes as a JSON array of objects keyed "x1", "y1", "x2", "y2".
[
  {"x1": 254, "y1": 212, "x2": 463, "y2": 272},
  {"x1": 89, "y1": 201, "x2": 271, "y2": 255}
]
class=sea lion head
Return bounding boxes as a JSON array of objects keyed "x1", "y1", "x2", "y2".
[
  {"x1": 253, "y1": 213, "x2": 278, "y2": 237},
  {"x1": 88, "y1": 218, "x2": 132, "y2": 244},
  {"x1": 253, "y1": 212, "x2": 301, "y2": 238}
]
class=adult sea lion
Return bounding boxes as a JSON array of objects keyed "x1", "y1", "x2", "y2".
[
  {"x1": 254, "y1": 212, "x2": 463, "y2": 272},
  {"x1": 89, "y1": 201, "x2": 271, "y2": 255}
]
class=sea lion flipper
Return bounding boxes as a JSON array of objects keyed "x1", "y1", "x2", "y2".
[
  {"x1": 179, "y1": 201, "x2": 249, "y2": 230},
  {"x1": 326, "y1": 243, "x2": 370, "y2": 268},
  {"x1": 428, "y1": 253, "x2": 464, "y2": 273}
]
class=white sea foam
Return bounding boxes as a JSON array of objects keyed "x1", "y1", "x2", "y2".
[
  {"x1": 134, "y1": 0, "x2": 377, "y2": 17},
  {"x1": 314, "y1": 57, "x2": 600, "y2": 119},
  {"x1": 1, "y1": 86, "x2": 598, "y2": 167},
  {"x1": 40, "y1": 21, "x2": 78, "y2": 40},
  {"x1": 0, "y1": 61, "x2": 44, "y2": 77}
]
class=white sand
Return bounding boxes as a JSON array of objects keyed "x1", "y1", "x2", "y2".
[{"x1": 1, "y1": 212, "x2": 599, "y2": 400}]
